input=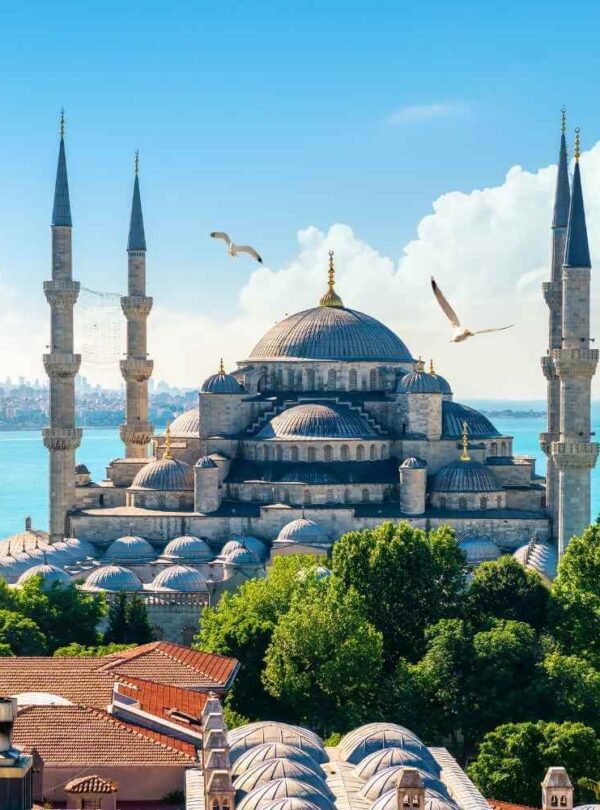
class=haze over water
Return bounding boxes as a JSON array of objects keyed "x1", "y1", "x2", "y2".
[{"x1": 1, "y1": 403, "x2": 599, "y2": 538}]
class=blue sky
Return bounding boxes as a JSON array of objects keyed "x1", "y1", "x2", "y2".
[{"x1": 2, "y1": 0, "x2": 600, "y2": 395}]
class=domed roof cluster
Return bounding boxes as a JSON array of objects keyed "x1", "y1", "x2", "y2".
[
  {"x1": 104, "y1": 535, "x2": 155, "y2": 563},
  {"x1": 169, "y1": 408, "x2": 200, "y2": 437},
  {"x1": 131, "y1": 457, "x2": 194, "y2": 491},
  {"x1": 338, "y1": 724, "x2": 439, "y2": 772},
  {"x1": 0, "y1": 531, "x2": 94, "y2": 584},
  {"x1": 149, "y1": 564, "x2": 207, "y2": 592},
  {"x1": 257, "y1": 403, "x2": 377, "y2": 441},
  {"x1": 274, "y1": 519, "x2": 329, "y2": 549},
  {"x1": 228, "y1": 722, "x2": 327, "y2": 765},
  {"x1": 82, "y1": 565, "x2": 142, "y2": 592},
  {"x1": 162, "y1": 535, "x2": 212, "y2": 562},
  {"x1": 514, "y1": 537, "x2": 558, "y2": 583},
  {"x1": 16, "y1": 563, "x2": 71, "y2": 588},
  {"x1": 431, "y1": 460, "x2": 500, "y2": 493},
  {"x1": 201, "y1": 360, "x2": 246, "y2": 394}
]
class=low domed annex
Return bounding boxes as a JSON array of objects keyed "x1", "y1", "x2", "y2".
[{"x1": 82, "y1": 565, "x2": 143, "y2": 592}]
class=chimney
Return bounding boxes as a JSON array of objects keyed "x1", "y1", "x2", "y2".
[
  {"x1": 396, "y1": 768, "x2": 425, "y2": 810},
  {"x1": 542, "y1": 767, "x2": 574, "y2": 810},
  {"x1": 25, "y1": 516, "x2": 32, "y2": 532},
  {"x1": 0, "y1": 697, "x2": 17, "y2": 753}
]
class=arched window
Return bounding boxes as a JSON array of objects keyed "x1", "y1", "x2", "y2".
[
  {"x1": 490, "y1": 442, "x2": 498, "y2": 456},
  {"x1": 269, "y1": 372, "x2": 277, "y2": 389},
  {"x1": 213, "y1": 800, "x2": 220, "y2": 810},
  {"x1": 480, "y1": 495, "x2": 488, "y2": 510},
  {"x1": 560, "y1": 798, "x2": 567, "y2": 807},
  {"x1": 99, "y1": 493, "x2": 105, "y2": 506},
  {"x1": 276, "y1": 445, "x2": 283, "y2": 461},
  {"x1": 370, "y1": 444, "x2": 377, "y2": 460},
  {"x1": 458, "y1": 496, "x2": 467, "y2": 510},
  {"x1": 551, "y1": 798, "x2": 558, "y2": 808},
  {"x1": 341, "y1": 444, "x2": 349, "y2": 461},
  {"x1": 290, "y1": 446, "x2": 299, "y2": 461},
  {"x1": 288, "y1": 369, "x2": 295, "y2": 389},
  {"x1": 356, "y1": 445, "x2": 365, "y2": 461},
  {"x1": 328, "y1": 369, "x2": 337, "y2": 390},
  {"x1": 282, "y1": 489, "x2": 290, "y2": 504},
  {"x1": 307, "y1": 446, "x2": 317, "y2": 462},
  {"x1": 497, "y1": 495, "x2": 502, "y2": 509},
  {"x1": 369, "y1": 369, "x2": 378, "y2": 389},
  {"x1": 296, "y1": 370, "x2": 303, "y2": 390},
  {"x1": 137, "y1": 494, "x2": 145, "y2": 508},
  {"x1": 349, "y1": 369, "x2": 358, "y2": 390},
  {"x1": 326, "y1": 489, "x2": 334, "y2": 503},
  {"x1": 304, "y1": 489, "x2": 312, "y2": 505},
  {"x1": 344, "y1": 488, "x2": 351, "y2": 503},
  {"x1": 324, "y1": 445, "x2": 333, "y2": 462},
  {"x1": 440, "y1": 496, "x2": 447, "y2": 509},
  {"x1": 381, "y1": 445, "x2": 387, "y2": 460},
  {"x1": 223, "y1": 801, "x2": 230, "y2": 810},
  {"x1": 362, "y1": 488, "x2": 370, "y2": 503},
  {"x1": 306, "y1": 369, "x2": 315, "y2": 389},
  {"x1": 501, "y1": 441, "x2": 507, "y2": 455}
]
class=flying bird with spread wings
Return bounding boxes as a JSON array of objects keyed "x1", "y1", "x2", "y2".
[
  {"x1": 431, "y1": 277, "x2": 514, "y2": 343},
  {"x1": 210, "y1": 232, "x2": 263, "y2": 263}
]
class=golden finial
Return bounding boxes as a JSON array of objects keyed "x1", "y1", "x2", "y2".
[
  {"x1": 164, "y1": 423, "x2": 173, "y2": 460},
  {"x1": 416, "y1": 356, "x2": 425, "y2": 372},
  {"x1": 134, "y1": 150, "x2": 140, "y2": 175},
  {"x1": 429, "y1": 358, "x2": 435, "y2": 375},
  {"x1": 460, "y1": 420, "x2": 470, "y2": 461},
  {"x1": 218, "y1": 357, "x2": 225, "y2": 374},
  {"x1": 560, "y1": 106, "x2": 566, "y2": 134},
  {"x1": 574, "y1": 127, "x2": 581, "y2": 161},
  {"x1": 319, "y1": 249, "x2": 344, "y2": 308},
  {"x1": 59, "y1": 108, "x2": 65, "y2": 138}
]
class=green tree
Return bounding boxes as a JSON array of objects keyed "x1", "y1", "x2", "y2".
[
  {"x1": 468, "y1": 721, "x2": 600, "y2": 806},
  {"x1": 196, "y1": 555, "x2": 325, "y2": 718},
  {"x1": 0, "y1": 609, "x2": 46, "y2": 655},
  {"x1": 104, "y1": 592, "x2": 129, "y2": 644},
  {"x1": 125, "y1": 593, "x2": 155, "y2": 643},
  {"x1": 466, "y1": 556, "x2": 549, "y2": 630},
  {"x1": 330, "y1": 522, "x2": 467, "y2": 663},
  {"x1": 538, "y1": 651, "x2": 600, "y2": 733},
  {"x1": 53, "y1": 642, "x2": 136, "y2": 657},
  {"x1": 263, "y1": 582, "x2": 384, "y2": 735}
]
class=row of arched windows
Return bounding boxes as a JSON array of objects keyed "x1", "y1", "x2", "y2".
[
  {"x1": 246, "y1": 442, "x2": 388, "y2": 462},
  {"x1": 259, "y1": 366, "x2": 385, "y2": 392},
  {"x1": 438, "y1": 494, "x2": 502, "y2": 510},
  {"x1": 237, "y1": 485, "x2": 373, "y2": 505},
  {"x1": 489, "y1": 441, "x2": 509, "y2": 456}
]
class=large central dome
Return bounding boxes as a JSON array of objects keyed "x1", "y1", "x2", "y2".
[{"x1": 248, "y1": 306, "x2": 413, "y2": 363}]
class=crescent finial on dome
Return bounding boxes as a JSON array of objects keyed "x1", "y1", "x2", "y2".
[
  {"x1": 319, "y1": 249, "x2": 344, "y2": 308},
  {"x1": 460, "y1": 420, "x2": 470, "y2": 461},
  {"x1": 164, "y1": 423, "x2": 173, "y2": 460}
]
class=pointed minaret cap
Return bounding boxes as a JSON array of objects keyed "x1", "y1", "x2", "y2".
[
  {"x1": 52, "y1": 109, "x2": 72, "y2": 227},
  {"x1": 128, "y1": 150, "x2": 147, "y2": 252},
  {"x1": 564, "y1": 128, "x2": 591, "y2": 268},
  {"x1": 552, "y1": 107, "x2": 570, "y2": 229}
]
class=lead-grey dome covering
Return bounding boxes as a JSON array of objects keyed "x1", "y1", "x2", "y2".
[{"x1": 257, "y1": 403, "x2": 377, "y2": 440}]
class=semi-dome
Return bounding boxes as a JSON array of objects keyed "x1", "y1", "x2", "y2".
[
  {"x1": 275, "y1": 519, "x2": 329, "y2": 547},
  {"x1": 513, "y1": 538, "x2": 558, "y2": 583},
  {"x1": 149, "y1": 564, "x2": 207, "y2": 592},
  {"x1": 257, "y1": 403, "x2": 378, "y2": 441},
  {"x1": 234, "y1": 760, "x2": 331, "y2": 797},
  {"x1": 400, "y1": 457, "x2": 427, "y2": 469},
  {"x1": 281, "y1": 467, "x2": 340, "y2": 485},
  {"x1": 131, "y1": 457, "x2": 194, "y2": 491},
  {"x1": 459, "y1": 536, "x2": 501, "y2": 564},
  {"x1": 162, "y1": 535, "x2": 212, "y2": 562},
  {"x1": 397, "y1": 370, "x2": 442, "y2": 394},
  {"x1": 248, "y1": 306, "x2": 413, "y2": 363},
  {"x1": 442, "y1": 401, "x2": 500, "y2": 439},
  {"x1": 431, "y1": 460, "x2": 499, "y2": 494},
  {"x1": 338, "y1": 724, "x2": 433, "y2": 768},
  {"x1": 232, "y1": 743, "x2": 324, "y2": 777},
  {"x1": 169, "y1": 408, "x2": 200, "y2": 437},
  {"x1": 201, "y1": 362, "x2": 245, "y2": 394},
  {"x1": 81, "y1": 565, "x2": 142, "y2": 592},
  {"x1": 236, "y1": 779, "x2": 334, "y2": 810},
  {"x1": 16, "y1": 564, "x2": 71, "y2": 588},
  {"x1": 360, "y1": 765, "x2": 449, "y2": 801},
  {"x1": 354, "y1": 747, "x2": 436, "y2": 781},
  {"x1": 104, "y1": 535, "x2": 155, "y2": 563}
]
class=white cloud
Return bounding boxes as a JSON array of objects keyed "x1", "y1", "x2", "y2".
[
  {"x1": 388, "y1": 102, "x2": 466, "y2": 125},
  {"x1": 4, "y1": 142, "x2": 600, "y2": 401}
]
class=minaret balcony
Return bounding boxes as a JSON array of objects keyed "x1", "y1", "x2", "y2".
[
  {"x1": 43, "y1": 352, "x2": 81, "y2": 379},
  {"x1": 120, "y1": 423, "x2": 154, "y2": 446},
  {"x1": 540, "y1": 355, "x2": 558, "y2": 381},
  {"x1": 551, "y1": 440, "x2": 599, "y2": 470},
  {"x1": 542, "y1": 281, "x2": 562, "y2": 310},
  {"x1": 42, "y1": 427, "x2": 83, "y2": 451},
  {"x1": 551, "y1": 348, "x2": 599, "y2": 378},
  {"x1": 121, "y1": 295, "x2": 153, "y2": 320},
  {"x1": 120, "y1": 358, "x2": 154, "y2": 382},
  {"x1": 540, "y1": 431, "x2": 558, "y2": 455},
  {"x1": 43, "y1": 280, "x2": 80, "y2": 309}
]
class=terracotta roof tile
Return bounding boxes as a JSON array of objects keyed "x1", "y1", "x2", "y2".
[
  {"x1": 66, "y1": 774, "x2": 118, "y2": 793},
  {"x1": 488, "y1": 801, "x2": 539, "y2": 810},
  {"x1": 117, "y1": 676, "x2": 207, "y2": 727}
]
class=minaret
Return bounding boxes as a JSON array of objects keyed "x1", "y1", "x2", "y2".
[
  {"x1": 120, "y1": 151, "x2": 153, "y2": 458},
  {"x1": 552, "y1": 128, "x2": 599, "y2": 555},
  {"x1": 541, "y1": 108, "x2": 571, "y2": 539},
  {"x1": 42, "y1": 110, "x2": 82, "y2": 542}
]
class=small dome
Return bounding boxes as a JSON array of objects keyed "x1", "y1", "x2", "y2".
[
  {"x1": 201, "y1": 369, "x2": 245, "y2": 394},
  {"x1": 360, "y1": 765, "x2": 449, "y2": 801},
  {"x1": 162, "y1": 535, "x2": 212, "y2": 563},
  {"x1": 261, "y1": 800, "x2": 324, "y2": 810},
  {"x1": 82, "y1": 565, "x2": 142, "y2": 592},
  {"x1": 131, "y1": 457, "x2": 194, "y2": 491},
  {"x1": 459, "y1": 536, "x2": 501, "y2": 564},
  {"x1": 400, "y1": 457, "x2": 427, "y2": 469},
  {"x1": 234, "y1": 760, "x2": 331, "y2": 797},
  {"x1": 442, "y1": 401, "x2": 500, "y2": 439},
  {"x1": 257, "y1": 403, "x2": 378, "y2": 440},
  {"x1": 16, "y1": 564, "x2": 71, "y2": 588},
  {"x1": 397, "y1": 371, "x2": 442, "y2": 394},
  {"x1": 228, "y1": 723, "x2": 326, "y2": 765},
  {"x1": 275, "y1": 519, "x2": 329, "y2": 547},
  {"x1": 104, "y1": 535, "x2": 155, "y2": 564},
  {"x1": 430, "y1": 460, "x2": 500, "y2": 493},
  {"x1": 221, "y1": 540, "x2": 245, "y2": 557},
  {"x1": 238, "y1": 536, "x2": 268, "y2": 559},
  {"x1": 372, "y1": 790, "x2": 453, "y2": 810},
  {"x1": 226, "y1": 547, "x2": 262, "y2": 567},
  {"x1": 236, "y1": 779, "x2": 334, "y2": 810},
  {"x1": 197, "y1": 456, "x2": 218, "y2": 469},
  {"x1": 513, "y1": 538, "x2": 558, "y2": 583},
  {"x1": 170, "y1": 409, "x2": 200, "y2": 437},
  {"x1": 354, "y1": 747, "x2": 436, "y2": 781},
  {"x1": 338, "y1": 723, "x2": 433, "y2": 768},
  {"x1": 281, "y1": 467, "x2": 340, "y2": 485},
  {"x1": 149, "y1": 564, "x2": 207, "y2": 592},
  {"x1": 232, "y1": 744, "x2": 323, "y2": 778}
]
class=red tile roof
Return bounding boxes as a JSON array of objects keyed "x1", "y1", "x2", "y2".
[
  {"x1": 14, "y1": 705, "x2": 198, "y2": 766},
  {"x1": 488, "y1": 801, "x2": 539, "y2": 810},
  {"x1": 65, "y1": 775, "x2": 118, "y2": 794},
  {"x1": 117, "y1": 676, "x2": 208, "y2": 727}
]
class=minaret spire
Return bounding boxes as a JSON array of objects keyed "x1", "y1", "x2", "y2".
[
  {"x1": 552, "y1": 108, "x2": 570, "y2": 230},
  {"x1": 119, "y1": 152, "x2": 154, "y2": 458},
  {"x1": 564, "y1": 129, "x2": 591, "y2": 269},
  {"x1": 43, "y1": 110, "x2": 82, "y2": 542}
]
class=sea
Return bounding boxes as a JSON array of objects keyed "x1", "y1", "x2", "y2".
[{"x1": 1, "y1": 400, "x2": 600, "y2": 538}]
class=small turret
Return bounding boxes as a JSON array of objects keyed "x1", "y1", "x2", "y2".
[
  {"x1": 396, "y1": 768, "x2": 425, "y2": 810},
  {"x1": 541, "y1": 767, "x2": 573, "y2": 810}
]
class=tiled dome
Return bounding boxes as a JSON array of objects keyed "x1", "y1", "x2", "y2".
[
  {"x1": 131, "y1": 457, "x2": 194, "y2": 491},
  {"x1": 162, "y1": 535, "x2": 212, "y2": 562},
  {"x1": 82, "y1": 565, "x2": 142, "y2": 592},
  {"x1": 397, "y1": 371, "x2": 442, "y2": 394},
  {"x1": 248, "y1": 306, "x2": 412, "y2": 362},
  {"x1": 16, "y1": 564, "x2": 71, "y2": 588},
  {"x1": 169, "y1": 408, "x2": 200, "y2": 437},
  {"x1": 232, "y1": 744, "x2": 324, "y2": 778},
  {"x1": 459, "y1": 536, "x2": 501, "y2": 564},
  {"x1": 442, "y1": 401, "x2": 500, "y2": 439},
  {"x1": 104, "y1": 535, "x2": 155, "y2": 563},
  {"x1": 514, "y1": 538, "x2": 558, "y2": 583},
  {"x1": 149, "y1": 564, "x2": 208, "y2": 592},
  {"x1": 225, "y1": 547, "x2": 262, "y2": 567},
  {"x1": 275, "y1": 519, "x2": 329, "y2": 547},
  {"x1": 430, "y1": 460, "x2": 500, "y2": 493},
  {"x1": 257, "y1": 403, "x2": 377, "y2": 440},
  {"x1": 354, "y1": 747, "x2": 436, "y2": 780},
  {"x1": 201, "y1": 370, "x2": 245, "y2": 394}
]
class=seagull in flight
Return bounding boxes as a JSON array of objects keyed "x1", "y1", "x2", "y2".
[
  {"x1": 431, "y1": 277, "x2": 514, "y2": 343},
  {"x1": 210, "y1": 232, "x2": 262, "y2": 263}
]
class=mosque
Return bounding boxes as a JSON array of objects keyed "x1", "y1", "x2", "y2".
[{"x1": 0, "y1": 114, "x2": 596, "y2": 642}]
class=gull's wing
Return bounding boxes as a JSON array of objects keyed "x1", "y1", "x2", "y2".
[
  {"x1": 236, "y1": 245, "x2": 263, "y2": 263},
  {"x1": 473, "y1": 325, "x2": 515, "y2": 335},
  {"x1": 431, "y1": 277, "x2": 461, "y2": 328},
  {"x1": 210, "y1": 231, "x2": 231, "y2": 245}
]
